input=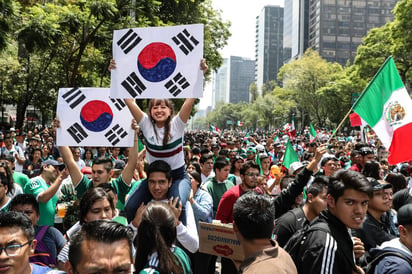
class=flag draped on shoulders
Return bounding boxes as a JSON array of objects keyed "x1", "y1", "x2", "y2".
[{"x1": 353, "y1": 57, "x2": 412, "y2": 165}]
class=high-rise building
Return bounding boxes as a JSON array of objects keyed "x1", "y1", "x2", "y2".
[
  {"x1": 283, "y1": 0, "x2": 310, "y2": 63},
  {"x1": 212, "y1": 56, "x2": 255, "y2": 108},
  {"x1": 308, "y1": 0, "x2": 398, "y2": 65},
  {"x1": 255, "y1": 5, "x2": 284, "y2": 94}
]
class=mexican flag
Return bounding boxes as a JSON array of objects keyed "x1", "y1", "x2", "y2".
[
  {"x1": 309, "y1": 122, "x2": 317, "y2": 142},
  {"x1": 209, "y1": 124, "x2": 221, "y2": 134},
  {"x1": 282, "y1": 139, "x2": 299, "y2": 169},
  {"x1": 353, "y1": 57, "x2": 412, "y2": 165},
  {"x1": 236, "y1": 120, "x2": 243, "y2": 126}
]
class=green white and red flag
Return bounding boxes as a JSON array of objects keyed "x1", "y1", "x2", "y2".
[{"x1": 353, "y1": 57, "x2": 412, "y2": 165}]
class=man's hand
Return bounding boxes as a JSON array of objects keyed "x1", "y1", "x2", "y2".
[
  {"x1": 352, "y1": 236, "x2": 365, "y2": 259},
  {"x1": 168, "y1": 197, "x2": 182, "y2": 224}
]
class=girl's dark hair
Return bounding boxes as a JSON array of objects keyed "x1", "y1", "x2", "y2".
[
  {"x1": 148, "y1": 99, "x2": 174, "y2": 147},
  {"x1": 189, "y1": 171, "x2": 201, "y2": 187},
  {"x1": 134, "y1": 202, "x2": 182, "y2": 274},
  {"x1": 186, "y1": 161, "x2": 201, "y2": 174},
  {"x1": 0, "y1": 162, "x2": 14, "y2": 195}
]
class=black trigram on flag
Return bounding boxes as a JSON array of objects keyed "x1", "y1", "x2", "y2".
[
  {"x1": 164, "y1": 72, "x2": 190, "y2": 97},
  {"x1": 117, "y1": 29, "x2": 142, "y2": 55},
  {"x1": 172, "y1": 29, "x2": 199, "y2": 55},
  {"x1": 121, "y1": 72, "x2": 147, "y2": 97},
  {"x1": 105, "y1": 124, "x2": 128, "y2": 146},
  {"x1": 61, "y1": 88, "x2": 86, "y2": 109},
  {"x1": 67, "y1": 123, "x2": 88, "y2": 144},
  {"x1": 110, "y1": 98, "x2": 126, "y2": 111}
]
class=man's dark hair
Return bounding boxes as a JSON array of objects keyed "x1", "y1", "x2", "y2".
[
  {"x1": 320, "y1": 156, "x2": 339, "y2": 167},
  {"x1": 79, "y1": 188, "x2": 115, "y2": 225},
  {"x1": 9, "y1": 194, "x2": 40, "y2": 215},
  {"x1": 199, "y1": 154, "x2": 213, "y2": 164},
  {"x1": 239, "y1": 160, "x2": 260, "y2": 176},
  {"x1": 306, "y1": 176, "x2": 329, "y2": 197},
  {"x1": 97, "y1": 182, "x2": 118, "y2": 195},
  {"x1": 0, "y1": 211, "x2": 34, "y2": 241},
  {"x1": 362, "y1": 160, "x2": 381, "y2": 180},
  {"x1": 92, "y1": 157, "x2": 113, "y2": 172},
  {"x1": 147, "y1": 160, "x2": 172, "y2": 181},
  {"x1": 68, "y1": 220, "x2": 133, "y2": 270},
  {"x1": 213, "y1": 158, "x2": 230, "y2": 172},
  {"x1": 328, "y1": 169, "x2": 373, "y2": 201},
  {"x1": 280, "y1": 175, "x2": 295, "y2": 190},
  {"x1": 233, "y1": 192, "x2": 275, "y2": 240}
]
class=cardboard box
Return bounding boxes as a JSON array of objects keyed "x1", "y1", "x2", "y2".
[{"x1": 198, "y1": 221, "x2": 245, "y2": 261}]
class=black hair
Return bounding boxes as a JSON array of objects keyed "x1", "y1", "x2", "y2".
[
  {"x1": 97, "y1": 182, "x2": 118, "y2": 195},
  {"x1": 69, "y1": 220, "x2": 133, "y2": 271},
  {"x1": 92, "y1": 157, "x2": 113, "y2": 172},
  {"x1": 306, "y1": 176, "x2": 329, "y2": 197},
  {"x1": 280, "y1": 175, "x2": 295, "y2": 190},
  {"x1": 385, "y1": 173, "x2": 407, "y2": 194},
  {"x1": 213, "y1": 158, "x2": 230, "y2": 173},
  {"x1": 328, "y1": 169, "x2": 373, "y2": 201},
  {"x1": 9, "y1": 194, "x2": 40, "y2": 215},
  {"x1": 239, "y1": 160, "x2": 260, "y2": 176},
  {"x1": 0, "y1": 211, "x2": 34, "y2": 241},
  {"x1": 233, "y1": 192, "x2": 275, "y2": 240},
  {"x1": 188, "y1": 171, "x2": 202, "y2": 187},
  {"x1": 147, "y1": 160, "x2": 172, "y2": 181},
  {"x1": 79, "y1": 188, "x2": 115, "y2": 225},
  {"x1": 135, "y1": 202, "x2": 182, "y2": 274},
  {"x1": 0, "y1": 163, "x2": 14, "y2": 195},
  {"x1": 199, "y1": 154, "x2": 213, "y2": 164},
  {"x1": 321, "y1": 156, "x2": 339, "y2": 167},
  {"x1": 186, "y1": 161, "x2": 201, "y2": 174},
  {"x1": 362, "y1": 160, "x2": 381, "y2": 180}
]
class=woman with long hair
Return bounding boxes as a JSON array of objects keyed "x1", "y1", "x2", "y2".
[{"x1": 135, "y1": 201, "x2": 191, "y2": 274}]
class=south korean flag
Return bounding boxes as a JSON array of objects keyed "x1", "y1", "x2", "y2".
[
  {"x1": 110, "y1": 24, "x2": 204, "y2": 99},
  {"x1": 56, "y1": 88, "x2": 134, "y2": 147}
]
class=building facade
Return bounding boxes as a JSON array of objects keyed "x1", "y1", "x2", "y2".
[
  {"x1": 283, "y1": 0, "x2": 310, "y2": 63},
  {"x1": 213, "y1": 56, "x2": 255, "y2": 108},
  {"x1": 308, "y1": 0, "x2": 398, "y2": 65},
  {"x1": 255, "y1": 5, "x2": 284, "y2": 94}
]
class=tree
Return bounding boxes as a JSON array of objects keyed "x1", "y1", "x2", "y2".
[
  {"x1": 249, "y1": 82, "x2": 258, "y2": 103},
  {"x1": 6, "y1": 0, "x2": 230, "y2": 129},
  {"x1": 277, "y1": 49, "x2": 342, "y2": 127}
]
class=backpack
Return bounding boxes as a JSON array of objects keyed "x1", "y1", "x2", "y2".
[
  {"x1": 363, "y1": 250, "x2": 412, "y2": 274},
  {"x1": 29, "y1": 226, "x2": 57, "y2": 268},
  {"x1": 283, "y1": 221, "x2": 329, "y2": 269}
]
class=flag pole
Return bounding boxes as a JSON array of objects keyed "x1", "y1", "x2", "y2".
[{"x1": 327, "y1": 107, "x2": 353, "y2": 143}]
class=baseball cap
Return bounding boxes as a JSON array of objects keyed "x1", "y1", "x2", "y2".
[
  {"x1": 359, "y1": 147, "x2": 374, "y2": 156},
  {"x1": 398, "y1": 204, "x2": 412, "y2": 226},
  {"x1": 113, "y1": 159, "x2": 125, "y2": 171},
  {"x1": 246, "y1": 147, "x2": 256, "y2": 154},
  {"x1": 289, "y1": 162, "x2": 305, "y2": 175},
  {"x1": 43, "y1": 159, "x2": 65, "y2": 170},
  {"x1": 367, "y1": 177, "x2": 392, "y2": 191}
]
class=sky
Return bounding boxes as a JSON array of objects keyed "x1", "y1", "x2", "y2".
[{"x1": 199, "y1": 0, "x2": 284, "y2": 109}]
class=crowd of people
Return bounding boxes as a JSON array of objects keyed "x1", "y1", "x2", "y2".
[
  {"x1": 1, "y1": 116, "x2": 412, "y2": 273},
  {"x1": 0, "y1": 59, "x2": 412, "y2": 274}
]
